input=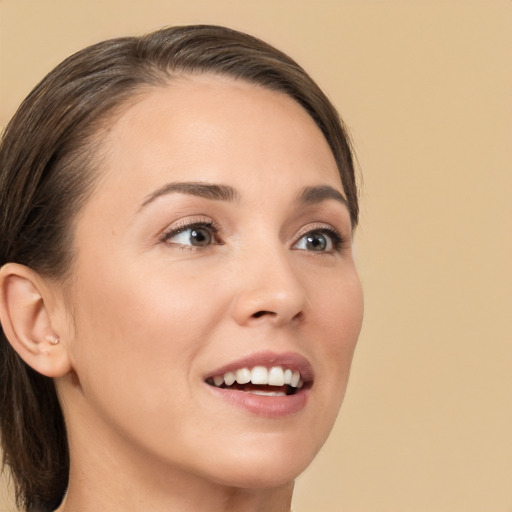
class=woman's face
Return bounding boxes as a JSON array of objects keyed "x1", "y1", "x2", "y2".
[{"x1": 59, "y1": 75, "x2": 363, "y2": 489}]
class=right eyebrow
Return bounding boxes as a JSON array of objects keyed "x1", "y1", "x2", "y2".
[
  {"x1": 139, "y1": 181, "x2": 240, "y2": 210},
  {"x1": 296, "y1": 185, "x2": 348, "y2": 207}
]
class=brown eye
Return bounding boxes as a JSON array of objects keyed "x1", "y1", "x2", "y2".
[{"x1": 163, "y1": 222, "x2": 218, "y2": 247}]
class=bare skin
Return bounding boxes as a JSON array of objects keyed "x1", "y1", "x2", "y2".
[{"x1": 3, "y1": 75, "x2": 363, "y2": 512}]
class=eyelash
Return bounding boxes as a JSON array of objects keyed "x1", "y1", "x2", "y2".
[
  {"x1": 293, "y1": 225, "x2": 347, "y2": 254},
  {"x1": 161, "y1": 219, "x2": 221, "y2": 249},
  {"x1": 160, "y1": 219, "x2": 347, "y2": 254}
]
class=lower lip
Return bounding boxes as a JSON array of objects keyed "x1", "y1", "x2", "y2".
[{"x1": 206, "y1": 385, "x2": 310, "y2": 418}]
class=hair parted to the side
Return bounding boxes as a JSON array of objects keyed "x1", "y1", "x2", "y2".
[{"x1": 0, "y1": 25, "x2": 358, "y2": 512}]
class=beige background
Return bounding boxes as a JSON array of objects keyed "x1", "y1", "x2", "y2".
[{"x1": 1, "y1": 1, "x2": 511, "y2": 511}]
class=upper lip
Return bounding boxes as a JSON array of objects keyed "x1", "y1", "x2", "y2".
[{"x1": 204, "y1": 350, "x2": 314, "y2": 383}]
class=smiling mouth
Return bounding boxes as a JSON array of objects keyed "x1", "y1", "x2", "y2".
[{"x1": 205, "y1": 365, "x2": 307, "y2": 396}]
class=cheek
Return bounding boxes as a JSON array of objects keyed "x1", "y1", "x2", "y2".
[
  {"x1": 66, "y1": 258, "x2": 224, "y2": 402},
  {"x1": 314, "y1": 268, "x2": 364, "y2": 344},
  {"x1": 73, "y1": 254, "x2": 215, "y2": 337},
  {"x1": 63, "y1": 260, "x2": 231, "y2": 457},
  {"x1": 311, "y1": 269, "x2": 364, "y2": 394}
]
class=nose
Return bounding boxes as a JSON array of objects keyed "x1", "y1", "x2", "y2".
[{"x1": 230, "y1": 243, "x2": 308, "y2": 327}]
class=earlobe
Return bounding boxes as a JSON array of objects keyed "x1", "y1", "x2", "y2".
[{"x1": 0, "y1": 263, "x2": 71, "y2": 378}]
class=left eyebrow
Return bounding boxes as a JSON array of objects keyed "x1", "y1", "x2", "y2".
[
  {"x1": 139, "y1": 181, "x2": 240, "y2": 210},
  {"x1": 297, "y1": 185, "x2": 348, "y2": 207}
]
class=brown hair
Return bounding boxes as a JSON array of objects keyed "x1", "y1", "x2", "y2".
[{"x1": 0, "y1": 25, "x2": 358, "y2": 511}]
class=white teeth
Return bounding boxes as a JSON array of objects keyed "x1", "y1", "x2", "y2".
[
  {"x1": 268, "y1": 366, "x2": 285, "y2": 386},
  {"x1": 211, "y1": 366, "x2": 304, "y2": 389},
  {"x1": 213, "y1": 375, "x2": 224, "y2": 387},
  {"x1": 235, "y1": 368, "x2": 251, "y2": 384},
  {"x1": 247, "y1": 390, "x2": 287, "y2": 397},
  {"x1": 224, "y1": 371, "x2": 236, "y2": 386},
  {"x1": 251, "y1": 366, "x2": 268, "y2": 385}
]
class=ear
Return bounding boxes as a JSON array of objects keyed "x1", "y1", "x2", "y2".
[{"x1": 0, "y1": 263, "x2": 72, "y2": 378}]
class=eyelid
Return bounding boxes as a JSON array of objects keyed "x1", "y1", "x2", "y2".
[
  {"x1": 292, "y1": 222, "x2": 349, "y2": 252},
  {"x1": 160, "y1": 216, "x2": 221, "y2": 244}
]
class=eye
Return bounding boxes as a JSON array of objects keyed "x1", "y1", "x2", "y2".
[
  {"x1": 162, "y1": 222, "x2": 219, "y2": 248},
  {"x1": 293, "y1": 228, "x2": 344, "y2": 253}
]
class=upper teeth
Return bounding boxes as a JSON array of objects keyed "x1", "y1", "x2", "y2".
[{"x1": 211, "y1": 366, "x2": 303, "y2": 388}]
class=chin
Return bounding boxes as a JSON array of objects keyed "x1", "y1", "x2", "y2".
[
  {"x1": 209, "y1": 461, "x2": 305, "y2": 490},
  {"x1": 199, "y1": 431, "x2": 324, "y2": 490}
]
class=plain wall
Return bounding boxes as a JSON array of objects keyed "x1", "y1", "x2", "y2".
[{"x1": 1, "y1": 1, "x2": 511, "y2": 511}]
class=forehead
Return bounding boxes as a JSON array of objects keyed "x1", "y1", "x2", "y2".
[
  {"x1": 76, "y1": 75, "x2": 345, "y2": 239},
  {"x1": 99, "y1": 74, "x2": 342, "y2": 189}
]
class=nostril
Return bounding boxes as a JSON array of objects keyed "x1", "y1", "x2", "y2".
[{"x1": 252, "y1": 310, "x2": 275, "y2": 319}]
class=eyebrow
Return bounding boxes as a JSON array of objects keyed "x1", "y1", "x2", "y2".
[
  {"x1": 140, "y1": 181, "x2": 240, "y2": 209},
  {"x1": 297, "y1": 185, "x2": 348, "y2": 207},
  {"x1": 139, "y1": 181, "x2": 347, "y2": 210}
]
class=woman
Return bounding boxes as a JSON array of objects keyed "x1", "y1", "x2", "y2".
[{"x1": 0, "y1": 25, "x2": 363, "y2": 512}]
